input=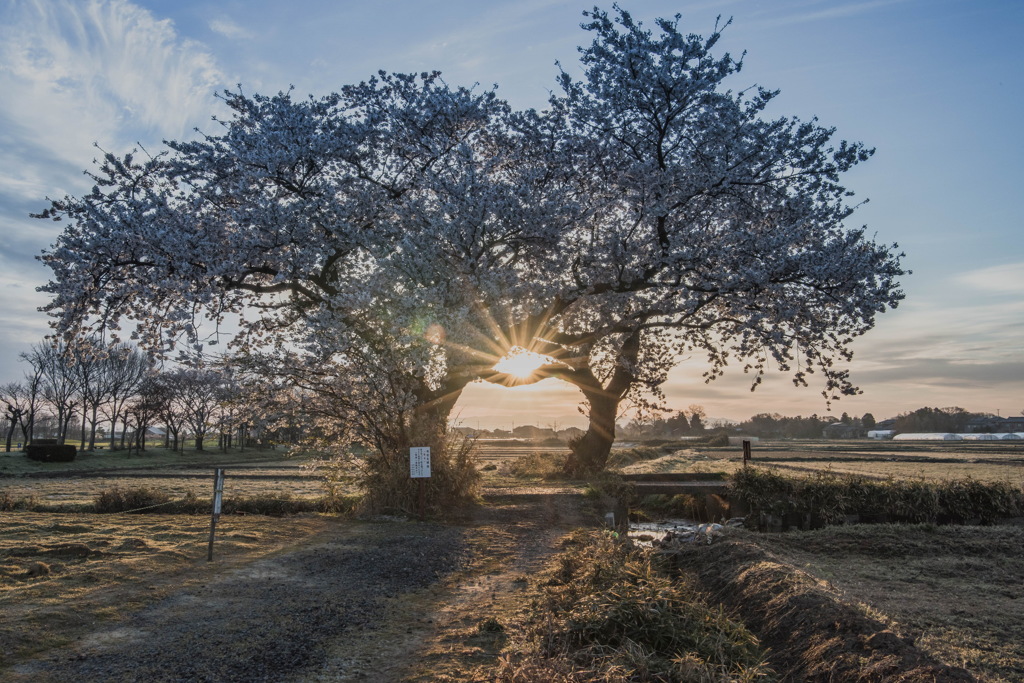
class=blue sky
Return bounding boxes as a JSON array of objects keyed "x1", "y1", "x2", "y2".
[{"x1": 0, "y1": 0, "x2": 1021, "y2": 427}]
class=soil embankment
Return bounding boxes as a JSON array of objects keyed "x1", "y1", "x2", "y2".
[{"x1": 667, "y1": 538, "x2": 978, "y2": 681}]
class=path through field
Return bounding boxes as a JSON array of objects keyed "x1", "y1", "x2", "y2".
[{"x1": 4, "y1": 486, "x2": 590, "y2": 682}]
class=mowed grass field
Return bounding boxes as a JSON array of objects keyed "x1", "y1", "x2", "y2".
[
  {"x1": 0, "y1": 445, "x2": 290, "y2": 476},
  {"x1": 1, "y1": 466, "x2": 324, "y2": 508},
  {"x1": 0, "y1": 442, "x2": 562, "y2": 510}
]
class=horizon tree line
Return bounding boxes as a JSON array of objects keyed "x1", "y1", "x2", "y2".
[{"x1": 0, "y1": 339, "x2": 278, "y2": 453}]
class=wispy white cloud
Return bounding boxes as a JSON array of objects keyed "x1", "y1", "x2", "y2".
[
  {"x1": 394, "y1": 0, "x2": 580, "y2": 85},
  {"x1": 0, "y1": 0, "x2": 225, "y2": 182},
  {"x1": 0, "y1": 0, "x2": 229, "y2": 376},
  {"x1": 749, "y1": 0, "x2": 913, "y2": 28},
  {"x1": 209, "y1": 18, "x2": 253, "y2": 41},
  {"x1": 0, "y1": 258, "x2": 57, "y2": 380},
  {"x1": 954, "y1": 261, "x2": 1024, "y2": 294}
]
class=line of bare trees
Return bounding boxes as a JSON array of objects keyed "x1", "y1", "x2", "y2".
[{"x1": 0, "y1": 340, "x2": 270, "y2": 454}]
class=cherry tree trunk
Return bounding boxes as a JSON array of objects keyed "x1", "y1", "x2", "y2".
[
  {"x1": 564, "y1": 391, "x2": 620, "y2": 474},
  {"x1": 561, "y1": 331, "x2": 640, "y2": 475},
  {"x1": 408, "y1": 385, "x2": 463, "y2": 451}
]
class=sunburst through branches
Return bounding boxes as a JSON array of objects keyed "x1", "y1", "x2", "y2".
[{"x1": 492, "y1": 346, "x2": 556, "y2": 379}]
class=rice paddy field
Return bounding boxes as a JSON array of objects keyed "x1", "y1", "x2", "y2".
[
  {"x1": 615, "y1": 439, "x2": 1024, "y2": 486},
  {"x1": 2, "y1": 438, "x2": 1022, "y2": 510},
  {"x1": 471, "y1": 440, "x2": 568, "y2": 467}
]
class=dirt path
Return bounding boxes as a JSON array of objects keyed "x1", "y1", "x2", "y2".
[{"x1": 4, "y1": 486, "x2": 591, "y2": 682}]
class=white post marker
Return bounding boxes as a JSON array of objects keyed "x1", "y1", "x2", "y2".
[
  {"x1": 410, "y1": 446, "x2": 431, "y2": 478},
  {"x1": 207, "y1": 468, "x2": 225, "y2": 562}
]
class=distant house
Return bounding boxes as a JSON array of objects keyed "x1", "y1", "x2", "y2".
[
  {"x1": 822, "y1": 423, "x2": 862, "y2": 439},
  {"x1": 1001, "y1": 417, "x2": 1024, "y2": 433},
  {"x1": 512, "y1": 425, "x2": 556, "y2": 440},
  {"x1": 965, "y1": 415, "x2": 1005, "y2": 433}
]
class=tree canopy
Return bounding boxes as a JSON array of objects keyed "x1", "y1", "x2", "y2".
[{"x1": 36, "y1": 6, "x2": 905, "y2": 472}]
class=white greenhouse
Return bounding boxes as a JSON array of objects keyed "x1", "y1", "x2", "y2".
[
  {"x1": 867, "y1": 430, "x2": 896, "y2": 440},
  {"x1": 960, "y1": 433, "x2": 998, "y2": 441},
  {"x1": 992, "y1": 433, "x2": 1024, "y2": 440},
  {"x1": 892, "y1": 433, "x2": 963, "y2": 441}
]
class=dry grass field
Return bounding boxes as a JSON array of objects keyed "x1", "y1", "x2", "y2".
[
  {"x1": 1, "y1": 469, "x2": 324, "y2": 508},
  {"x1": 0, "y1": 513, "x2": 331, "y2": 669},
  {"x1": 767, "y1": 458, "x2": 1024, "y2": 484},
  {"x1": 750, "y1": 524, "x2": 1024, "y2": 682},
  {"x1": 472, "y1": 440, "x2": 567, "y2": 467},
  {"x1": 2, "y1": 438, "x2": 1022, "y2": 680},
  {"x1": 0, "y1": 446, "x2": 288, "y2": 477}
]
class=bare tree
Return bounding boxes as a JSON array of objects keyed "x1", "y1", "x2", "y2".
[
  {"x1": 214, "y1": 371, "x2": 244, "y2": 452},
  {"x1": 17, "y1": 365, "x2": 43, "y2": 445},
  {"x1": 0, "y1": 382, "x2": 25, "y2": 451},
  {"x1": 123, "y1": 373, "x2": 164, "y2": 455},
  {"x1": 71, "y1": 339, "x2": 111, "y2": 450},
  {"x1": 147, "y1": 374, "x2": 185, "y2": 452},
  {"x1": 172, "y1": 367, "x2": 224, "y2": 451},
  {"x1": 98, "y1": 345, "x2": 150, "y2": 450},
  {"x1": 24, "y1": 342, "x2": 80, "y2": 444}
]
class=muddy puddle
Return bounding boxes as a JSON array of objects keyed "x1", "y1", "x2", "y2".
[
  {"x1": 627, "y1": 518, "x2": 745, "y2": 546},
  {"x1": 627, "y1": 519, "x2": 699, "y2": 545}
]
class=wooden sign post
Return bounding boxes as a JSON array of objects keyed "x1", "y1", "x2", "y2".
[
  {"x1": 742, "y1": 440, "x2": 752, "y2": 469},
  {"x1": 410, "y1": 447, "x2": 431, "y2": 520},
  {"x1": 207, "y1": 468, "x2": 225, "y2": 562}
]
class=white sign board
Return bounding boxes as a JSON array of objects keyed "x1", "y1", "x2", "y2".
[{"x1": 410, "y1": 446, "x2": 431, "y2": 478}]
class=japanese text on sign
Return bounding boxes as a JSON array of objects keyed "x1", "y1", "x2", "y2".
[{"x1": 410, "y1": 446, "x2": 431, "y2": 478}]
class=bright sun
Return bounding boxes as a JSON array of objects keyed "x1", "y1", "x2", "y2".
[{"x1": 492, "y1": 346, "x2": 553, "y2": 379}]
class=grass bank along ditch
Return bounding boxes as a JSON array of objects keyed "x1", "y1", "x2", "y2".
[
  {"x1": 663, "y1": 532, "x2": 979, "y2": 682},
  {"x1": 728, "y1": 467, "x2": 1024, "y2": 529},
  {"x1": 662, "y1": 524, "x2": 1024, "y2": 682},
  {"x1": 494, "y1": 529, "x2": 774, "y2": 682}
]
